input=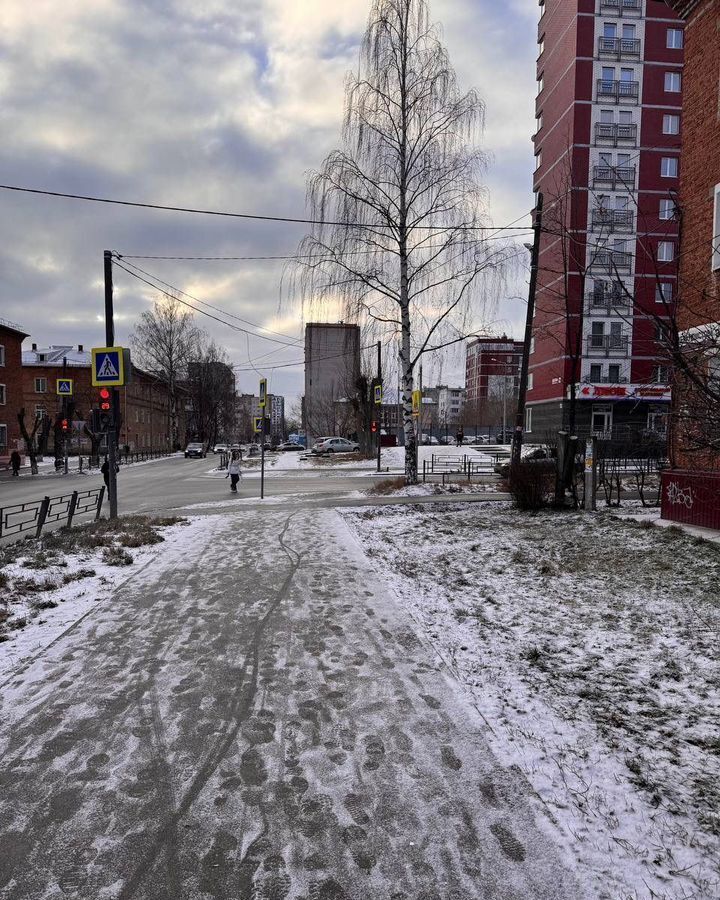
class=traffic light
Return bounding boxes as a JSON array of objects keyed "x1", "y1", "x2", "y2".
[
  {"x1": 99, "y1": 387, "x2": 111, "y2": 412},
  {"x1": 60, "y1": 418, "x2": 69, "y2": 432},
  {"x1": 92, "y1": 388, "x2": 114, "y2": 433},
  {"x1": 371, "y1": 421, "x2": 378, "y2": 434}
]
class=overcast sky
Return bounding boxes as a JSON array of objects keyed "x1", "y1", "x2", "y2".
[{"x1": 0, "y1": 0, "x2": 538, "y2": 402}]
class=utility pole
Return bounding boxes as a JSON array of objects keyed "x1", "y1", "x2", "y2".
[
  {"x1": 512, "y1": 192, "x2": 544, "y2": 467},
  {"x1": 104, "y1": 250, "x2": 119, "y2": 519},
  {"x1": 376, "y1": 341, "x2": 382, "y2": 473}
]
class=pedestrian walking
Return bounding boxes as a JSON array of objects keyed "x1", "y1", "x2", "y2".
[
  {"x1": 101, "y1": 457, "x2": 119, "y2": 501},
  {"x1": 10, "y1": 450, "x2": 21, "y2": 476},
  {"x1": 456, "y1": 428, "x2": 464, "y2": 447},
  {"x1": 226, "y1": 450, "x2": 242, "y2": 493}
]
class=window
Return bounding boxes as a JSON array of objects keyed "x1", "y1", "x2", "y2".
[
  {"x1": 538, "y1": 73, "x2": 544, "y2": 93},
  {"x1": 618, "y1": 109, "x2": 633, "y2": 124},
  {"x1": 535, "y1": 149, "x2": 542, "y2": 170},
  {"x1": 0, "y1": 425, "x2": 7, "y2": 450},
  {"x1": 525, "y1": 407, "x2": 533, "y2": 433},
  {"x1": 603, "y1": 22, "x2": 617, "y2": 39},
  {"x1": 609, "y1": 322, "x2": 623, "y2": 348},
  {"x1": 608, "y1": 364, "x2": 621, "y2": 382},
  {"x1": 667, "y1": 28, "x2": 683, "y2": 49},
  {"x1": 600, "y1": 109, "x2": 614, "y2": 123},
  {"x1": 663, "y1": 114, "x2": 680, "y2": 135},
  {"x1": 0, "y1": 384, "x2": 5, "y2": 405},
  {"x1": 658, "y1": 241, "x2": 675, "y2": 262},
  {"x1": 530, "y1": 336, "x2": 536, "y2": 354},
  {"x1": 661, "y1": 157, "x2": 678, "y2": 178},
  {"x1": 622, "y1": 24, "x2": 636, "y2": 40},
  {"x1": 652, "y1": 366, "x2": 670, "y2": 384},
  {"x1": 591, "y1": 322, "x2": 606, "y2": 347},
  {"x1": 664, "y1": 72, "x2": 681, "y2": 93},
  {"x1": 527, "y1": 373, "x2": 534, "y2": 391},
  {"x1": 620, "y1": 68, "x2": 634, "y2": 83},
  {"x1": 0, "y1": 345, "x2": 4, "y2": 366},
  {"x1": 590, "y1": 364, "x2": 603, "y2": 382},
  {"x1": 656, "y1": 282, "x2": 673, "y2": 303},
  {"x1": 535, "y1": 113, "x2": 543, "y2": 133},
  {"x1": 591, "y1": 405, "x2": 613, "y2": 436},
  {"x1": 659, "y1": 198, "x2": 676, "y2": 220},
  {"x1": 713, "y1": 184, "x2": 720, "y2": 271},
  {"x1": 538, "y1": 36, "x2": 545, "y2": 55},
  {"x1": 34, "y1": 377, "x2": 47, "y2": 393}
]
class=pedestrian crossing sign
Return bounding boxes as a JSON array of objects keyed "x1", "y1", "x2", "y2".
[
  {"x1": 92, "y1": 347, "x2": 126, "y2": 387},
  {"x1": 56, "y1": 378, "x2": 74, "y2": 396},
  {"x1": 253, "y1": 416, "x2": 263, "y2": 434}
]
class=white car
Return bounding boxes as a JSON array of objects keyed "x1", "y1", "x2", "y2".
[
  {"x1": 312, "y1": 437, "x2": 360, "y2": 454},
  {"x1": 213, "y1": 443, "x2": 229, "y2": 454}
]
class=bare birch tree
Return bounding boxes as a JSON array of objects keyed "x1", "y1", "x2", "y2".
[
  {"x1": 131, "y1": 296, "x2": 200, "y2": 449},
  {"x1": 294, "y1": 0, "x2": 509, "y2": 482}
]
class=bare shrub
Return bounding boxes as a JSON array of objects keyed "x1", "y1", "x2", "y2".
[
  {"x1": 509, "y1": 462, "x2": 554, "y2": 511},
  {"x1": 367, "y1": 477, "x2": 407, "y2": 495}
]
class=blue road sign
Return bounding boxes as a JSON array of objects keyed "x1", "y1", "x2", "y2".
[{"x1": 92, "y1": 347, "x2": 125, "y2": 387}]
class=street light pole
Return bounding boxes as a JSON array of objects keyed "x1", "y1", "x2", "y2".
[{"x1": 103, "y1": 250, "x2": 119, "y2": 519}]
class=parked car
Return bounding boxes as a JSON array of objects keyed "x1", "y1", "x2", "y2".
[
  {"x1": 276, "y1": 442, "x2": 304, "y2": 452},
  {"x1": 230, "y1": 443, "x2": 242, "y2": 451},
  {"x1": 213, "y1": 443, "x2": 228, "y2": 454},
  {"x1": 311, "y1": 436, "x2": 335, "y2": 452},
  {"x1": 184, "y1": 442, "x2": 206, "y2": 459},
  {"x1": 312, "y1": 437, "x2": 360, "y2": 454},
  {"x1": 495, "y1": 431, "x2": 514, "y2": 444},
  {"x1": 421, "y1": 434, "x2": 439, "y2": 445},
  {"x1": 247, "y1": 443, "x2": 260, "y2": 456}
]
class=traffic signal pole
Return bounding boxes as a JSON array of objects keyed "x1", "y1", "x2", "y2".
[
  {"x1": 104, "y1": 250, "x2": 119, "y2": 519},
  {"x1": 376, "y1": 341, "x2": 382, "y2": 473}
]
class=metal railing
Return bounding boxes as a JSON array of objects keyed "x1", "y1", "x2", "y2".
[
  {"x1": 594, "y1": 122, "x2": 638, "y2": 146},
  {"x1": 596, "y1": 79, "x2": 640, "y2": 103},
  {"x1": 599, "y1": 0, "x2": 642, "y2": 15},
  {"x1": 597, "y1": 37, "x2": 641, "y2": 58},
  {"x1": 0, "y1": 487, "x2": 105, "y2": 540},
  {"x1": 589, "y1": 249, "x2": 633, "y2": 272},
  {"x1": 586, "y1": 335, "x2": 630, "y2": 355},
  {"x1": 592, "y1": 165, "x2": 636, "y2": 188},
  {"x1": 591, "y1": 209, "x2": 634, "y2": 232},
  {"x1": 584, "y1": 375, "x2": 629, "y2": 384},
  {"x1": 422, "y1": 454, "x2": 493, "y2": 484}
]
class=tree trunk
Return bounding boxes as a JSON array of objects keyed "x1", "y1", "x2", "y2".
[
  {"x1": 401, "y1": 302, "x2": 417, "y2": 484},
  {"x1": 17, "y1": 410, "x2": 40, "y2": 475}
]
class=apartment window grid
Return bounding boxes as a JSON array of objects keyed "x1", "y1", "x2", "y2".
[
  {"x1": 662, "y1": 114, "x2": 680, "y2": 135},
  {"x1": 0, "y1": 384, "x2": 5, "y2": 405},
  {"x1": 34, "y1": 377, "x2": 47, "y2": 393}
]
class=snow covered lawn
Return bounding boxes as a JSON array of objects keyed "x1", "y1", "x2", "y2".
[
  {"x1": 0, "y1": 515, "x2": 210, "y2": 682},
  {"x1": 342, "y1": 502, "x2": 720, "y2": 900}
]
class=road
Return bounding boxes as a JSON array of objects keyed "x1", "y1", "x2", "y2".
[{"x1": 0, "y1": 505, "x2": 582, "y2": 899}]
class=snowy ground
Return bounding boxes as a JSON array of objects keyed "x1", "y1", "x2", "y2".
[
  {"x1": 342, "y1": 502, "x2": 720, "y2": 900},
  {"x1": 0, "y1": 515, "x2": 212, "y2": 683}
]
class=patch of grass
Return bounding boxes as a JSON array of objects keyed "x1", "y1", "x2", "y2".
[
  {"x1": 118, "y1": 529, "x2": 164, "y2": 548},
  {"x1": 101, "y1": 546, "x2": 134, "y2": 567},
  {"x1": 8, "y1": 616, "x2": 27, "y2": 631},
  {"x1": 0, "y1": 572, "x2": 8, "y2": 590},
  {"x1": 366, "y1": 476, "x2": 407, "y2": 495},
  {"x1": 39, "y1": 515, "x2": 187, "y2": 555},
  {"x1": 29, "y1": 597, "x2": 58, "y2": 611},
  {"x1": 11, "y1": 576, "x2": 59, "y2": 595},
  {"x1": 62, "y1": 568, "x2": 96, "y2": 585}
]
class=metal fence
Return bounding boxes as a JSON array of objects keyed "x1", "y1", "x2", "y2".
[
  {"x1": 0, "y1": 487, "x2": 105, "y2": 540},
  {"x1": 422, "y1": 454, "x2": 494, "y2": 484}
]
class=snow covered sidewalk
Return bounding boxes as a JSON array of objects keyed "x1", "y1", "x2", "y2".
[
  {"x1": 342, "y1": 502, "x2": 720, "y2": 900},
  {"x1": 0, "y1": 506, "x2": 582, "y2": 900}
]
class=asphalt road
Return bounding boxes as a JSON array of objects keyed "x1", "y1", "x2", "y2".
[
  {"x1": 0, "y1": 506, "x2": 582, "y2": 899},
  {"x1": 0, "y1": 456, "x2": 397, "y2": 516}
]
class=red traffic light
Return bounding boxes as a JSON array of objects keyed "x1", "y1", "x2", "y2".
[
  {"x1": 371, "y1": 421, "x2": 378, "y2": 433},
  {"x1": 99, "y1": 387, "x2": 111, "y2": 411},
  {"x1": 60, "y1": 418, "x2": 69, "y2": 432}
]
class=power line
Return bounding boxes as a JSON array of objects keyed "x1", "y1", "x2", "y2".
[{"x1": 0, "y1": 183, "x2": 535, "y2": 232}]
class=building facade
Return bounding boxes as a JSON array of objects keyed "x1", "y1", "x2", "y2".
[
  {"x1": 529, "y1": 0, "x2": 683, "y2": 439},
  {"x1": 0, "y1": 319, "x2": 30, "y2": 462},
  {"x1": 465, "y1": 336, "x2": 523, "y2": 431},
  {"x1": 270, "y1": 395, "x2": 285, "y2": 441},
  {"x1": 437, "y1": 387, "x2": 466, "y2": 430},
  {"x1": 303, "y1": 323, "x2": 361, "y2": 443},
  {"x1": 661, "y1": 0, "x2": 720, "y2": 527}
]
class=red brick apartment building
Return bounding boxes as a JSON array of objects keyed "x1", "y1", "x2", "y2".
[
  {"x1": 0, "y1": 319, "x2": 29, "y2": 463},
  {"x1": 528, "y1": 0, "x2": 684, "y2": 439},
  {"x1": 465, "y1": 336, "x2": 524, "y2": 428},
  {"x1": 661, "y1": 0, "x2": 720, "y2": 528}
]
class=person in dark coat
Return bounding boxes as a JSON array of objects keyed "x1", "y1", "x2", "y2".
[
  {"x1": 10, "y1": 450, "x2": 21, "y2": 476},
  {"x1": 100, "y1": 457, "x2": 119, "y2": 500}
]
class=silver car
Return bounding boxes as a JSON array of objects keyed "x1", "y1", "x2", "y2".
[{"x1": 313, "y1": 437, "x2": 360, "y2": 454}]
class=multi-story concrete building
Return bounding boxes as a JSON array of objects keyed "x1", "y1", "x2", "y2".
[
  {"x1": 660, "y1": 0, "x2": 720, "y2": 528},
  {"x1": 304, "y1": 323, "x2": 361, "y2": 443},
  {"x1": 437, "y1": 387, "x2": 466, "y2": 430},
  {"x1": 465, "y1": 336, "x2": 524, "y2": 431},
  {"x1": 528, "y1": 0, "x2": 683, "y2": 439},
  {"x1": 0, "y1": 318, "x2": 30, "y2": 462},
  {"x1": 270, "y1": 395, "x2": 285, "y2": 441}
]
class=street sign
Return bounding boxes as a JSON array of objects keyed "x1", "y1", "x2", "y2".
[
  {"x1": 412, "y1": 389, "x2": 422, "y2": 417},
  {"x1": 259, "y1": 378, "x2": 267, "y2": 409},
  {"x1": 56, "y1": 378, "x2": 74, "y2": 396},
  {"x1": 92, "y1": 346, "x2": 126, "y2": 387},
  {"x1": 374, "y1": 384, "x2": 383, "y2": 405},
  {"x1": 253, "y1": 416, "x2": 263, "y2": 434}
]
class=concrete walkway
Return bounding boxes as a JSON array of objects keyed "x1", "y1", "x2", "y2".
[{"x1": 0, "y1": 508, "x2": 584, "y2": 899}]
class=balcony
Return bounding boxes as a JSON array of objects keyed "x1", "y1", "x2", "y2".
[
  {"x1": 592, "y1": 164, "x2": 636, "y2": 189},
  {"x1": 586, "y1": 284, "x2": 632, "y2": 313},
  {"x1": 594, "y1": 122, "x2": 638, "y2": 147},
  {"x1": 591, "y1": 208, "x2": 634, "y2": 232},
  {"x1": 584, "y1": 374, "x2": 629, "y2": 384},
  {"x1": 596, "y1": 79, "x2": 640, "y2": 104},
  {"x1": 599, "y1": 0, "x2": 642, "y2": 16},
  {"x1": 589, "y1": 249, "x2": 633, "y2": 273},
  {"x1": 597, "y1": 37, "x2": 642, "y2": 60},
  {"x1": 586, "y1": 334, "x2": 630, "y2": 356}
]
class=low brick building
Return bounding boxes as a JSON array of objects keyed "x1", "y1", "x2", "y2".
[
  {"x1": 662, "y1": 0, "x2": 720, "y2": 528},
  {"x1": 0, "y1": 318, "x2": 30, "y2": 463}
]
